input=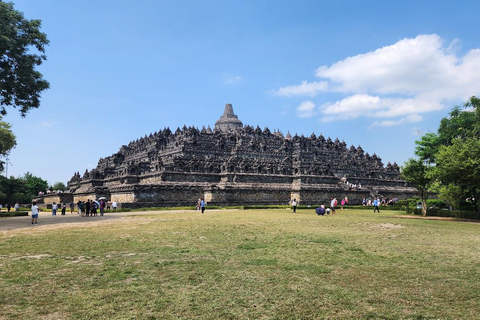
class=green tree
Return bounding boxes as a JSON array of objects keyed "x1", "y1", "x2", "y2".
[
  {"x1": 52, "y1": 181, "x2": 65, "y2": 191},
  {"x1": 0, "y1": 121, "x2": 16, "y2": 171},
  {"x1": 0, "y1": 1, "x2": 50, "y2": 117},
  {"x1": 435, "y1": 184, "x2": 464, "y2": 211},
  {"x1": 22, "y1": 172, "x2": 48, "y2": 198},
  {"x1": 435, "y1": 137, "x2": 480, "y2": 212},
  {"x1": 401, "y1": 158, "x2": 434, "y2": 217},
  {"x1": 411, "y1": 96, "x2": 480, "y2": 213}
]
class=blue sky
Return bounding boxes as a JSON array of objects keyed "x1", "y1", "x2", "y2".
[{"x1": 5, "y1": 0, "x2": 480, "y2": 185}]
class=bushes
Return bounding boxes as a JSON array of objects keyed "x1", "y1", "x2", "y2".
[
  {"x1": 0, "y1": 210, "x2": 29, "y2": 217},
  {"x1": 411, "y1": 208, "x2": 480, "y2": 220}
]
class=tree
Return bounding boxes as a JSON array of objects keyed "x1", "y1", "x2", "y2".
[
  {"x1": 52, "y1": 181, "x2": 65, "y2": 191},
  {"x1": 0, "y1": 1, "x2": 49, "y2": 117},
  {"x1": 435, "y1": 137, "x2": 480, "y2": 212},
  {"x1": 401, "y1": 158, "x2": 434, "y2": 217},
  {"x1": 0, "y1": 121, "x2": 16, "y2": 171},
  {"x1": 435, "y1": 184, "x2": 464, "y2": 211},
  {"x1": 22, "y1": 172, "x2": 48, "y2": 198},
  {"x1": 411, "y1": 96, "x2": 480, "y2": 213}
]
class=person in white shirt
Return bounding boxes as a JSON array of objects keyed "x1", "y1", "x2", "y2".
[
  {"x1": 292, "y1": 199, "x2": 298, "y2": 213},
  {"x1": 31, "y1": 201, "x2": 39, "y2": 225}
]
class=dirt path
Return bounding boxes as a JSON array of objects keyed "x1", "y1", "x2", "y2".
[
  {"x1": 0, "y1": 210, "x2": 196, "y2": 233},
  {"x1": 394, "y1": 214, "x2": 480, "y2": 223}
]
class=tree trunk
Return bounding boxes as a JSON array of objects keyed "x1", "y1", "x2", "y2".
[{"x1": 421, "y1": 192, "x2": 427, "y2": 217}]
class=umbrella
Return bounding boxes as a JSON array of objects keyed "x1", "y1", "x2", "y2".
[{"x1": 98, "y1": 197, "x2": 106, "y2": 200}]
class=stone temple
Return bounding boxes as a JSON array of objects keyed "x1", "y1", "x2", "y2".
[{"x1": 60, "y1": 104, "x2": 416, "y2": 207}]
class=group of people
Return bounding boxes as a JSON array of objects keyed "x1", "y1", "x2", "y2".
[
  {"x1": 30, "y1": 199, "x2": 119, "y2": 225},
  {"x1": 361, "y1": 197, "x2": 395, "y2": 207},
  {"x1": 75, "y1": 199, "x2": 115, "y2": 217},
  {"x1": 314, "y1": 197, "x2": 342, "y2": 216},
  {"x1": 0, "y1": 202, "x2": 21, "y2": 212},
  {"x1": 196, "y1": 198, "x2": 206, "y2": 213},
  {"x1": 291, "y1": 195, "x2": 389, "y2": 215}
]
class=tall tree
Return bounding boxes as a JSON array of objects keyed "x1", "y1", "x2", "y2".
[
  {"x1": 401, "y1": 158, "x2": 434, "y2": 217},
  {"x1": 435, "y1": 137, "x2": 480, "y2": 212},
  {"x1": 412, "y1": 96, "x2": 480, "y2": 212},
  {"x1": 0, "y1": 1, "x2": 49, "y2": 117},
  {"x1": 0, "y1": 121, "x2": 16, "y2": 171},
  {"x1": 22, "y1": 172, "x2": 48, "y2": 198}
]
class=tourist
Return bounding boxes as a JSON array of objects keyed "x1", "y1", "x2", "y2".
[
  {"x1": 52, "y1": 202, "x2": 57, "y2": 216},
  {"x1": 196, "y1": 198, "x2": 201, "y2": 210},
  {"x1": 91, "y1": 201, "x2": 98, "y2": 216},
  {"x1": 61, "y1": 203, "x2": 66, "y2": 215},
  {"x1": 77, "y1": 200, "x2": 83, "y2": 216},
  {"x1": 341, "y1": 198, "x2": 345, "y2": 209},
  {"x1": 31, "y1": 201, "x2": 39, "y2": 225},
  {"x1": 292, "y1": 199, "x2": 297, "y2": 213},
  {"x1": 344, "y1": 197, "x2": 348, "y2": 207},
  {"x1": 362, "y1": 198, "x2": 366, "y2": 206},
  {"x1": 100, "y1": 199, "x2": 105, "y2": 216},
  {"x1": 6, "y1": 203, "x2": 11, "y2": 212},
  {"x1": 330, "y1": 197, "x2": 337, "y2": 215},
  {"x1": 70, "y1": 201, "x2": 75, "y2": 214},
  {"x1": 106, "y1": 201, "x2": 110, "y2": 210},
  {"x1": 112, "y1": 201, "x2": 117, "y2": 210},
  {"x1": 200, "y1": 198, "x2": 206, "y2": 214},
  {"x1": 80, "y1": 201, "x2": 86, "y2": 217},
  {"x1": 14, "y1": 202, "x2": 19, "y2": 211},
  {"x1": 373, "y1": 198, "x2": 380, "y2": 213},
  {"x1": 85, "y1": 200, "x2": 91, "y2": 217},
  {"x1": 316, "y1": 204, "x2": 326, "y2": 216}
]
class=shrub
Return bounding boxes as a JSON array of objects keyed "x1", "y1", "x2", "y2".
[
  {"x1": 0, "y1": 210, "x2": 29, "y2": 217},
  {"x1": 411, "y1": 208, "x2": 480, "y2": 220}
]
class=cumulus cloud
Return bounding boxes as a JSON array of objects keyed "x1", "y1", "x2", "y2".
[
  {"x1": 274, "y1": 34, "x2": 480, "y2": 126},
  {"x1": 296, "y1": 101, "x2": 317, "y2": 118},
  {"x1": 221, "y1": 74, "x2": 242, "y2": 85}
]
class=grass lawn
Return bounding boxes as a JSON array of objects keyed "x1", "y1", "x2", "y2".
[{"x1": 1, "y1": 208, "x2": 480, "y2": 319}]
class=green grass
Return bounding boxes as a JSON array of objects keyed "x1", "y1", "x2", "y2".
[{"x1": 1, "y1": 209, "x2": 480, "y2": 319}]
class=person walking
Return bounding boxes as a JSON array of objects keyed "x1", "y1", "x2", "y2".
[
  {"x1": 200, "y1": 198, "x2": 206, "y2": 214},
  {"x1": 330, "y1": 197, "x2": 337, "y2": 215},
  {"x1": 52, "y1": 202, "x2": 57, "y2": 216},
  {"x1": 31, "y1": 201, "x2": 39, "y2": 225},
  {"x1": 70, "y1": 201, "x2": 75, "y2": 214},
  {"x1": 373, "y1": 198, "x2": 380, "y2": 213},
  {"x1": 61, "y1": 203, "x2": 66, "y2": 215},
  {"x1": 100, "y1": 200, "x2": 105, "y2": 216},
  {"x1": 292, "y1": 199, "x2": 298, "y2": 213}
]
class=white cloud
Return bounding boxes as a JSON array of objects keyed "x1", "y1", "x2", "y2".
[
  {"x1": 274, "y1": 34, "x2": 480, "y2": 125},
  {"x1": 273, "y1": 80, "x2": 328, "y2": 97},
  {"x1": 221, "y1": 74, "x2": 242, "y2": 85},
  {"x1": 371, "y1": 114, "x2": 423, "y2": 127},
  {"x1": 296, "y1": 101, "x2": 317, "y2": 118},
  {"x1": 40, "y1": 121, "x2": 55, "y2": 127}
]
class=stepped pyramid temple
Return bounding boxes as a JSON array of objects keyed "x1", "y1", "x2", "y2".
[{"x1": 44, "y1": 104, "x2": 416, "y2": 208}]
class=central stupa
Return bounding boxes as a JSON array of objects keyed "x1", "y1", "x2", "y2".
[{"x1": 214, "y1": 103, "x2": 243, "y2": 131}]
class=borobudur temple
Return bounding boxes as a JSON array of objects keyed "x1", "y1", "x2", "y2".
[{"x1": 58, "y1": 104, "x2": 416, "y2": 208}]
